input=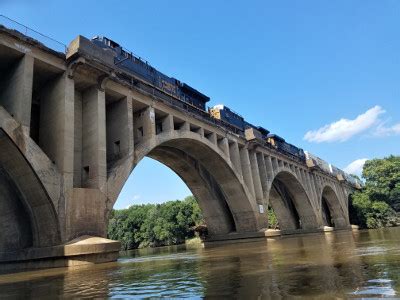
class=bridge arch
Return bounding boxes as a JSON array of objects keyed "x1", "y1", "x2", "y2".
[
  {"x1": 320, "y1": 184, "x2": 349, "y2": 228},
  {"x1": 267, "y1": 169, "x2": 319, "y2": 232},
  {"x1": 0, "y1": 129, "x2": 60, "y2": 252},
  {"x1": 107, "y1": 130, "x2": 260, "y2": 236}
]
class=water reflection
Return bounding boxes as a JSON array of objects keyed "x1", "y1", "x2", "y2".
[{"x1": 0, "y1": 228, "x2": 400, "y2": 298}]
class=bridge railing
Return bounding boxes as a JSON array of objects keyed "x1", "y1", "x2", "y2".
[{"x1": 0, "y1": 15, "x2": 67, "y2": 53}]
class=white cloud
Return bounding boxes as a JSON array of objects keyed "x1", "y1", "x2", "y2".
[
  {"x1": 344, "y1": 158, "x2": 368, "y2": 177},
  {"x1": 125, "y1": 195, "x2": 141, "y2": 208},
  {"x1": 374, "y1": 122, "x2": 400, "y2": 137},
  {"x1": 304, "y1": 105, "x2": 385, "y2": 143}
]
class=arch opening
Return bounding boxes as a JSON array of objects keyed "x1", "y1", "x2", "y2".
[
  {"x1": 0, "y1": 165, "x2": 33, "y2": 252},
  {"x1": 268, "y1": 171, "x2": 318, "y2": 232},
  {"x1": 271, "y1": 180, "x2": 301, "y2": 230},
  {"x1": 321, "y1": 186, "x2": 348, "y2": 228},
  {"x1": 0, "y1": 129, "x2": 60, "y2": 253},
  {"x1": 321, "y1": 196, "x2": 333, "y2": 227},
  {"x1": 148, "y1": 146, "x2": 237, "y2": 235},
  {"x1": 108, "y1": 135, "x2": 260, "y2": 239}
]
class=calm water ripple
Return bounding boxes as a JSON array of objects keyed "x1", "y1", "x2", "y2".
[{"x1": 1, "y1": 227, "x2": 400, "y2": 298}]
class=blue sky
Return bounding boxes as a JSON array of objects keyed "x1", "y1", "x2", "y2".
[{"x1": 2, "y1": 1, "x2": 399, "y2": 209}]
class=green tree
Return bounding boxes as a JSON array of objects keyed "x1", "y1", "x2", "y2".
[
  {"x1": 107, "y1": 196, "x2": 204, "y2": 250},
  {"x1": 348, "y1": 155, "x2": 400, "y2": 229},
  {"x1": 362, "y1": 155, "x2": 400, "y2": 211},
  {"x1": 350, "y1": 191, "x2": 398, "y2": 229},
  {"x1": 267, "y1": 206, "x2": 279, "y2": 229}
]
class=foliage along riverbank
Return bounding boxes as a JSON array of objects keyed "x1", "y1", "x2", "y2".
[
  {"x1": 349, "y1": 155, "x2": 400, "y2": 229},
  {"x1": 108, "y1": 196, "x2": 204, "y2": 250}
]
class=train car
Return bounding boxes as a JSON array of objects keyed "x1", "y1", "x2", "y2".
[
  {"x1": 244, "y1": 122, "x2": 270, "y2": 142},
  {"x1": 304, "y1": 151, "x2": 331, "y2": 174},
  {"x1": 343, "y1": 172, "x2": 362, "y2": 189},
  {"x1": 267, "y1": 134, "x2": 306, "y2": 161},
  {"x1": 305, "y1": 153, "x2": 362, "y2": 188},
  {"x1": 329, "y1": 164, "x2": 346, "y2": 181},
  {"x1": 91, "y1": 36, "x2": 210, "y2": 111},
  {"x1": 209, "y1": 105, "x2": 245, "y2": 131}
]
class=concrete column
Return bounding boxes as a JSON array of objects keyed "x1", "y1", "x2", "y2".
[
  {"x1": 39, "y1": 73, "x2": 75, "y2": 189},
  {"x1": 81, "y1": 86, "x2": 107, "y2": 189},
  {"x1": 307, "y1": 171, "x2": 319, "y2": 209},
  {"x1": 317, "y1": 175, "x2": 324, "y2": 204},
  {"x1": 207, "y1": 132, "x2": 217, "y2": 145},
  {"x1": 106, "y1": 96, "x2": 132, "y2": 162},
  {"x1": 73, "y1": 91, "x2": 83, "y2": 187},
  {"x1": 240, "y1": 147, "x2": 255, "y2": 197},
  {"x1": 197, "y1": 127, "x2": 204, "y2": 137},
  {"x1": 299, "y1": 169, "x2": 310, "y2": 196},
  {"x1": 0, "y1": 54, "x2": 34, "y2": 131},
  {"x1": 278, "y1": 159, "x2": 284, "y2": 168},
  {"x1": 294, "y1": 166, "x2": 302, "y2": 184},
  {"x1": 271, "y1": 156, "x2": 279, "y2": 173},
  {"x1": 162, "y1": 114, "x2": 174, "y2": 132},
  {"x1": 257, "y1": 153, "x2": 268, "y2": 196},
  {"x1": 229, "y1": 141, "x2": 242, "y2": 177},
  {"x1": 143, "y1": 106, "x2": 156, "y2": 138},
  {"x1": 265, "y1": 155, "x2": 274, "y2": 181},
  {"x1": 181, "y1": 121, "x2": 190, "y2": 131},
  {"x1": 133, "y1": 106, "x2": 155, "y2": 143},
  {"x1": 126, "y1": 96, "x2": 134, "y2": 154},
  {"x1": 249, "y1": 151, "x2": 264, "y2": 204},
  {"x1": 218, "y1": 137, "x2": 230, "y2": 158}
]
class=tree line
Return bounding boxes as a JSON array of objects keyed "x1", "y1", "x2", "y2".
[
  {"x1": 108, "y1": 196, "x2": 204, "y2": 250},
  {"x1": 349, "y1": 155, "x2": 400, "y2": 229}
]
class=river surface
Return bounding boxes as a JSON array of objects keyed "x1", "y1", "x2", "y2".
[{"x1": 1, "y1": 228, "x2": 400, "y2": 299}]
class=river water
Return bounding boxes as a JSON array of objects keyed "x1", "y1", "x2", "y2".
[{"x1": 1, "y1": 228, "x2": 400, "y2": 299}]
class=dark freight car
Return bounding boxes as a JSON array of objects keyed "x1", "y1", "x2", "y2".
[
  {"x1": 267, "y1": 134, "x2": 306, "y2": 161},
  {"x1": 209, "y1": 105, "x2": 246, "y2": 131}
]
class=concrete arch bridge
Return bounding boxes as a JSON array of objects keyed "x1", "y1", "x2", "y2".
[{"x1": 0, "y1": 26, "x2": 355, "y2": 270}]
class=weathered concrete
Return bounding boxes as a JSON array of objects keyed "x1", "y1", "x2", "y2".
[
  {"x1": 0, "y1": 236, "x2": 120, "y2": 274},
  {"x1": 0, "y1": 26, "x2": 356, "y2": 271},
  {"x1": 0, "y1": 54, "x2": 34, "y2": 131}
]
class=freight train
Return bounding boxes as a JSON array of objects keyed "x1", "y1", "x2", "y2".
[{"x1": 88, "y1": 36, "x2": 361, "y2": 188}]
